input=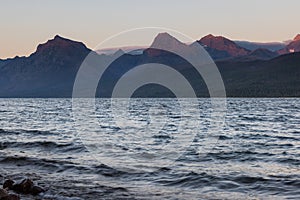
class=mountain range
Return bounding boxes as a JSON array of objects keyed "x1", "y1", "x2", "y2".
[{"x1": 0, "y1": 33, "x2": 300, "y2": 97}]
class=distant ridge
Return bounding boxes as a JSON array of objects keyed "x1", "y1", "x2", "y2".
[
  {"x1": 235, "y1": 41, "x2": 286, "y2": 51},
  {"x1": 96, "y1": 46, "x2": 146, "y2": 55},
  {"x1": 231, "y1": 48, "x2": 278, "y2": 62},
  {"x1": 248, "y1": 48, "x2": 278, "y2": 60}
]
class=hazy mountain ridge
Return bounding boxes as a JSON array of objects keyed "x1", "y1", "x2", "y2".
[
  {"x1": 197, "y1": 34, "x2": 300, "y2": 61},
  {"x1": 230, "y1": 48, "x2": 279, "y2": 62},
  {"x1": 235, "y1": 41, "x2": 286, "y2": 51},
  {"x1": 93, "y1": 34, "x2": 296, "y2": 60}
]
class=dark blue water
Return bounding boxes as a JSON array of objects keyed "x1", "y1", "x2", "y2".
[{"x1": 0, "y1": 98, "x2": 299, "y2": 199}]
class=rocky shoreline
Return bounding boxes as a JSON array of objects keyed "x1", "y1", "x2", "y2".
[{"x1": 0, "y1": 178, "x2": 44, "y2": 200}]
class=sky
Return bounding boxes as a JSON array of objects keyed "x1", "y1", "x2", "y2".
[{"x1": 1, "y1": 0, "x2": 300, "y2": 59}]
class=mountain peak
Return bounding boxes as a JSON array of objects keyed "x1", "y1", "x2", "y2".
[
  {"x1": 146, "y1": 32, "x2": 188, "y2": 57},
  {"x1": 51, "y1": 34, "x2": 79, "y2": 44},
  {"x1": 151, "y1": 32, "x2": 184, "y2": 46},
  {"x1": 198, "y1": 34, "x2": 250, "y2": 57},
  {"x1": 150, "y1": 32, "x2": 187, "y2": 49},
  {"x1": 293, "y1": 34, "x2": 300, "y2": 41},
  {"x1": 203, "y1": 34, "x2": 215, "y2": 38},
  {"x1": 113, "y1": 49, "x2": 125, "y2": 57},
  {"x1": 201, "y1": 34, "x2": 229, "y2": 41},
  {"x1": 53, "y1": 34, "x2": 69, "y2": 41},
  {"x1": 155, "y1": 32, "x2": 176, "y2": 39},
  {"x1": 35, "y1": 35, "x2": 89, "y2": 55},
  {"x1": 54, "y1": 34, "x2": 63, "y2": 39}
]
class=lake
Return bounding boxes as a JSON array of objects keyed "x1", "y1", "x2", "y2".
[{"x1": 0, "y1": 98, "x2": 299, "y2": 199}]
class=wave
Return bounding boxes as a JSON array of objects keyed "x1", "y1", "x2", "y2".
[{"x1": 0, "y1": 128, "x2": 59, "y2": 136}]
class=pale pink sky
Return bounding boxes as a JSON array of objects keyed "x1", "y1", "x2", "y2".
[{"x1": 1, "y1": 0, "x2": 299, "y2": 59}]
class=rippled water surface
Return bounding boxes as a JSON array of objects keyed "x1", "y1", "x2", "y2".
[{"x1": 0, "y1": 98, "x2": 299, "y2": 199}]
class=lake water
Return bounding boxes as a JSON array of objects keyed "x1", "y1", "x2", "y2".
[{"x1": 0, "y1": 98, "x2": 299, "y2": 199}]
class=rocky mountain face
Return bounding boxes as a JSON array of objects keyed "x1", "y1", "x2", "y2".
[
  {"x1": 197, "y1": 34, "x2": 250, "y2": 60},
  {"x1": 0, "y1": 35, "x2": 91, "y2": 97}
]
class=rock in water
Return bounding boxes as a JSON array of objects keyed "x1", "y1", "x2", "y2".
[
  {"x1": 3, "y1": 178, "x2": 45, "y2": 197},
  {"x1": 20, "y1": 179, "x2": 33, "y2": 194},
  {"x1": 31, "y1": 185, "x2": 45, "y2": 195},
  {"x1": 0, "y1": 188, "x2": 8, "y2": 198},
  {"x1": 12, "y1": 179, "x2": 34, "y2": 194},
  {"x1": 1, "y1": 186, "x2": 20, "y2": 199},
  {"x1": 3, "y1": 180, "x2": 14, "y2": 190},
  {"x1": 11, "y1": 178, "x2": 45, "y2": 195},
  {"x1": 1, "y1": 194, "x2": 20, "y2": 200}
]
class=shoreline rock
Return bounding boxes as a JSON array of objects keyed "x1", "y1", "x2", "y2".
[
  {"x1": 2, "y1": 178, "x2": 45, "y2": 200},
  {"x1": 0, "y1": 188, "x2": 20, "y2": 200}
]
